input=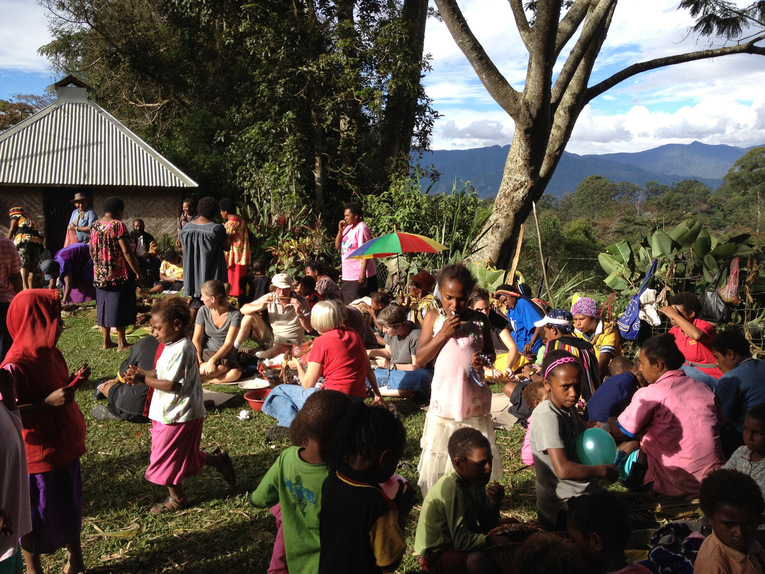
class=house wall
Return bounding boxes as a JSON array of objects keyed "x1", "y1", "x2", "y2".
[{"x1": 0, "y1": 186, "x2": 188, "y2": 255}]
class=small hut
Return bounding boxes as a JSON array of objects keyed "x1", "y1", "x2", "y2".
[{"x1": 0, "y1": 76, "x2": 198, "y2": 254}]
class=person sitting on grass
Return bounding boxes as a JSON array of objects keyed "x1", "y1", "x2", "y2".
[
  {"x1": 713, "y1": 330, "x2": 765, "y2": 458},
  {"x1": 611, "y1": 333, "x2": 724, "y2": 497},
  {"x1": 695, "y1": 469, "x2": 765, "y2": 574},
  {"x1": 192, "y1": 280, "x2": 243, "y2": 385},
  {"x1": 238, "y1": 257, "x2": 270, "y2": 307},
  {"x1": 251, "y1": 390, "x2": 352, "y2": 574},
  {"x1": 585, "y1": 353, "x2": 646, "y2": 425},
  {"x1": 415, "y1": 428, "x2": 511, "y2": 574},
  {"x1": 147, "y1": 248, "x2": 184, "y2": 294},
  {"x1": 234, "y1": 273, "x2": 311, "y2": 360},
  {"x1": 368, "y1": 303, "x2": 433, "y2": 399},
  {"x1": 295, "y1": 275, "x2": 321, "y2": 310},
  {"x1": 571, "y1": 296, "x2": 622, "y2": 380},
  {"x1": 92, "y1": 335, "x2": 161, "y2": 422},
  {"x1": 723, "y1": 402, "x2": 765, "y2": 501},
  {"x1": 530, "y1": 349, "x2": 618, "y2": 531},
  {"x1": 124, "y1": 297, "x2": 235, "y2": 513},
  {"x1": 263, "y1": 299, "x2": 384, "y2": 440},
  {"x1": 566, "y1": 491, "x2": 651, "y2": 574}
]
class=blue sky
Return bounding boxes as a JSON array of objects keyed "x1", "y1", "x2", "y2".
[{"x1": 3, "y1": 0, "x2": 765, "y2": 153}]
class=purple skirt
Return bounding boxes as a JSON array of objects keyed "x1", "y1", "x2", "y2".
[
  {"x1": 95, "y1": 280, "x2": 136, "y2": 328},
  {"x1": 27, "y1": 459, "x2": 83, "y2": 554}
]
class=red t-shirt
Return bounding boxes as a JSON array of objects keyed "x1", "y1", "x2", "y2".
[
  {"x1": 670, "y1": 318, "x2": 724, "y2": 379},
  {"x1": 308, "y1": 328, "x2": 367, "y2": 398}
]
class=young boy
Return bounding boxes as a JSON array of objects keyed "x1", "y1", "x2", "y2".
[
  {"x1": 251, "y1": 390, "x2": 351, "y2": 574},
  {"x1": 415, "y1": 428, "x2": 510, "y2": 574},
  {"x1": 530, "y1": 350, "x2": 618, "y2": 530},
  {"x1": 695, "y1": 469, "x2": 765, "y2": 574},
  {"x1": 724, "y1": 402, "x2": 765, "y2": 500},
  {"x1": 567, "y1": 491, "x2": 651, "y2": 574},
  {"x1": 585, "y1": 354, "x2": 646, "y2": 424}
]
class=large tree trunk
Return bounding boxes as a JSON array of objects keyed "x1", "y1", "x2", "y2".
[{"x1": 375, "y1": 0, "x2": 429, "y2": 181}]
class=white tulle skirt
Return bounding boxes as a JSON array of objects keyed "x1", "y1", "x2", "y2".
[{"x1": 417, "y1": 410, "x2": 503, "y2": 496}]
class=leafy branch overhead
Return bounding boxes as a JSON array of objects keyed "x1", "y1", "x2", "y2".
[{"x1": 433, "y1": 0, "x2": 765, "y2": 268}]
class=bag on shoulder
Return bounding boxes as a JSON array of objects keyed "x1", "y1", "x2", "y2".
[{"x1": 617, "y1": 260, "x2": 658, "y2": 341}]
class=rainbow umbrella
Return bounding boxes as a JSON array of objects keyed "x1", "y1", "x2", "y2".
[
  {"x1": 347, "y1": 232, "x2": 447, "y2": 291},
  {"x1": 346, "y1": 232, "x2": 447, "y2": 259}
]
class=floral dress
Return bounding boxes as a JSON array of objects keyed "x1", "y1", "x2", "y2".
[
  {"x1": 417, "y1": 315, "x2": 503, "y2": 495},
  {"x1": 224, "y1": 214, "x2": 251, "y2": 297},
  {"x1": 90, "y1": 220, "x2": 130, "y2": 288}
]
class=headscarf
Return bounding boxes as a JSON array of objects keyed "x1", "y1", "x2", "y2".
[
  {"x1": 1, "y1": 289, "x2": 86, "y2": 473},
  {"x1": 534, "y1": 308, "x2": 575, "y2": 334},
  {"x1": 571, "y1": 296, "x2": 601, "y2": 319}
]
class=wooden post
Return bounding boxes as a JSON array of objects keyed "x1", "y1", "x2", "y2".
[{"x1": 532, "y1": 201, "x2": 553, "y2": 305}]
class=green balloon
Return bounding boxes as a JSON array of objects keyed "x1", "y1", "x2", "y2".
[{"x1": 576, "y1": 428, "x2": 617, "y2": 466}]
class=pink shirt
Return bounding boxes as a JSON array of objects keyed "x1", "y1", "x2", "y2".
[
  {"x1": 617, "y1": 369, "x2": 723, "y2": 497},
  {"x1": 340, "y1": 222, "x2": 376, "y2": 281},
  {"x1": 522, "y1": 412, "x2": 534, "y2": 466}
]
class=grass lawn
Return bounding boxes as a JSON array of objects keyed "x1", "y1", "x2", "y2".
[{"x1": 45, "y1": 302, "x2": 537, "y2": 573}]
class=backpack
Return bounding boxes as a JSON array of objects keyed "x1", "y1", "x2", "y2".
[{"x1": 617, "y1": 259, "x2": 658, "y2": 341}]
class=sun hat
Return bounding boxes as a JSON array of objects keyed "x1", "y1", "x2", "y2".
[
  {"x1": 271, "y1": 273, "x2": 294, "y2": 289},
  {"x1": 70, "y1": 192, "x2": 90, "y2": 204},
  {"x1": 534, "y1": 308, "x2": 574, "y2": 330}
]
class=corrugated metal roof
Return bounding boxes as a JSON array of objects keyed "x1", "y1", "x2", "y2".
[{"x1": 0, "y1": 86, "x2": 197, "y2": 187}]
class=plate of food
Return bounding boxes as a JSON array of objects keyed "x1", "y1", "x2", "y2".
[{"x1": 238, "y1": 378, "x2": 271, "y2": 390}]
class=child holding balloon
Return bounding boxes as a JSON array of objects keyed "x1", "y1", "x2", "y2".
[{"x1": 529, "y1": 349, "x2": 618, "y2": 531}]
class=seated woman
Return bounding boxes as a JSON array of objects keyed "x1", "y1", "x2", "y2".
[
  {"x1": 368, "y1": 303, "x2": 433, "y2": 398},
  {"x1": 148, "y1": 249, "x2": 184, "y2": 294},
  {"x1": 571, "y1": 296, "x2": 621, "y2": 380},
  {"x1": 262, "y1": 299, "x2": 384, "y2": 439},
  {"x1": 304, "y1": 260, "x2": 341, "y2": 301},
  {"x1": 192, "y1": 280, "x2": 243, "y2": 384}
]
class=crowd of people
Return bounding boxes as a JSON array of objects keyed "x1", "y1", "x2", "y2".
[{"x1": 2, "y1": 196, "x2": 765, "y2": 574}]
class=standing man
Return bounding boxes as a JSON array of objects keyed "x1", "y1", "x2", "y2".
[
  {"x1": 178, "y1": 196, "x2": 227, "y2": 320},
  {"x1": 335, "y1": 202, "x2": 377, "y2": 303},
  {"x1": 68, "y1": 192, "x2": 98, "y2": 243},
  {"x1": 0, "y1": 237, "x2": 21, "y2": 360}
]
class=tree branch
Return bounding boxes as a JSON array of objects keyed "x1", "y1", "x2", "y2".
[
  {"x1": 555, "y1": 0, "x2": 591, "y2": 56},
  {"x1": 525, "y1": 1, "x2": 561, "y2": 105},
  {"x1": 552, "y1": 0, "x2": 615, "y2": 107},
  {"x1": 508, "y1": 0, "x2": 532, "y2": 50},
  {"x1": 433, "y1": 0, "x2": 522, "y2": 116},
  {"x1": 586, "y1": 36, "x2": 765, "y2": 102}
]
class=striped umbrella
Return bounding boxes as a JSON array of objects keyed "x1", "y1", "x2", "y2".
[{"x1": 346, "y1": 232, "x2": 447, "y2": 259}]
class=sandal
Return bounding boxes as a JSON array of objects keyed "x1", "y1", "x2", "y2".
[
  {"x1": 217, "y1": 451, "x2": 236, "y2": 486},
  {"x1": 150, "y1": 496, "x2": 187, "y2": 514}
]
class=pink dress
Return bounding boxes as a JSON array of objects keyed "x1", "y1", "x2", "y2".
[{"x1": 417, "y1": 315, "x2": 502, "y2": 495}]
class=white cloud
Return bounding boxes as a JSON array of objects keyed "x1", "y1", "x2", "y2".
[{"x1": 0, "y1": 0, "x2": 53, "y2": 71}]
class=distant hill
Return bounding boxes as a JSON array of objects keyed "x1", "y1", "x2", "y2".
[{"x1": 419, "y1": 141, "x2": 763, "y2": 199}]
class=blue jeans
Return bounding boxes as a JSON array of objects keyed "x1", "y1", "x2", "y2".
[
  {"x1": 262, "y1": 384, "x2": 318, "y2": 427},
  {"x1": 372, "y1": 368, "x2": 433, "y2": 398}
]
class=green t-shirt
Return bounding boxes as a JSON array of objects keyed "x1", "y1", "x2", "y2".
[{"x1": 251, "y1": 446, "x2": 328, "y2": 574}]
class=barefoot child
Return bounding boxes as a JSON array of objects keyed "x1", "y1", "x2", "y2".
[
  {"x1": 251, "y1": 389, "x2": 352, "y2": 574},
  {"x1": 319, "y1": 403, "x2": 411, "y2": 574},
  {"x1": 530, "y1": 349, "x2": 618, "y2": 531},
  {"x1": 125, "y1": 297, "x2": 235, "y2": 513},
  {"x1": 695, "y1": 469, "x2": 765, "y2": 573},
  {"x1": 415, "y1": 428, "x2": 511, "y2": 574},
  {"x1": 416, "y1": 264, "x2": 500, "y2": 495}
]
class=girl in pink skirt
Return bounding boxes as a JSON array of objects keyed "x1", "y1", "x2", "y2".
[{"x1": 125, "y1": 297, "x2": 236, "y2": 513}]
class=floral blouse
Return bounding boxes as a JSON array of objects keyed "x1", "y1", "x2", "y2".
[
  {"x1": 90, "y1": 220, "x2": 130, "y2": 288},
  {"x1": 224, "y1": 214, "x2": 251, "y2": 267}
]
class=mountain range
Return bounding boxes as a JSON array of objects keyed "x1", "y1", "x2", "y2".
[{"x1": 419, "y1": 141, "x2": 763, "y2": 199}]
